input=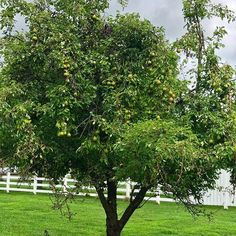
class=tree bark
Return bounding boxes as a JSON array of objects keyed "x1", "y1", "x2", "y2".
[
  {"x1": 96, "y1": 181, "x2": 149, "y2": 236},
  {"x1": 96, "y1": 180, "x2": 121, "y2": 236},
  {"x1": 106, "y1": 180, "x2": 120, "y2": 236},
  {"x1": 106, "y1": 217, "x2": 121, "y2": 236}
]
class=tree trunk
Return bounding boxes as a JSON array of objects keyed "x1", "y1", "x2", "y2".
[
  {"x1": 96, "y1": 180, "x2": 121, "y2": 236},
  {"x1": 106, "y1": 217, "x2": 121, "y2": 236},
  {"x1": 106, "y1": 179, "x2": 120, "y2": 236},
  {"x1": 96, "y1": 180, "x2": 149, "y2": 236}
]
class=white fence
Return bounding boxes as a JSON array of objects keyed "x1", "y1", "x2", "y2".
[
  {"x1": 0, "y1": 170, "x2": 235, "y2": 208},
  {"x1": 202, "y1": 170, "x2": 236, "y2": 209},
  {"x1": 0, "y1": 172, "x2": 174, "y2": 204}
]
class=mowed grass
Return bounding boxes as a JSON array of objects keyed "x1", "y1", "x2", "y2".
[{"x1": 1, "y1": 192, "x2": 236, "y2": 235}]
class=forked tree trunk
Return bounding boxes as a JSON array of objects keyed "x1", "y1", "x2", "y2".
[{"x1": 96, "y1": 181, "x2": 149, "y2": 236}]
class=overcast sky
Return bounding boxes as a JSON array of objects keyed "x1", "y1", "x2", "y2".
[{"x1": 108, "y1": 0, "x2": 236, "y2": 66}]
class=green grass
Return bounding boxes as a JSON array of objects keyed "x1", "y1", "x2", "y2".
[{"x1": 1, "y1": 192, "x2": 236, "y2": 235}]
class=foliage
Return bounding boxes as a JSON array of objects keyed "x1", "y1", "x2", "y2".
[
  {"x1": 174, "y1": 0, "x2": 236, "y2": 184},
  {"x1": 0, "y1": 0, "x2": 235, "y2": 235},
  {"x1": 115, "y1": 120, "x2": 218, "y2": 205}
]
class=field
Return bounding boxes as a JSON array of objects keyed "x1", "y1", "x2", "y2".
[{"x1": 1, "y1": 192, "x2": 236, "y2": 235}]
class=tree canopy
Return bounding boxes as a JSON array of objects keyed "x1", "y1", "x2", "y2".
[{"x1": 0, "y1": 0, "x2": 236, "y2": 235}]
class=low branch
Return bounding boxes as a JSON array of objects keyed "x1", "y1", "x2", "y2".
[
  {"x1": 119, "y1": 186, "x2": 149, "y2": 230},
  {"x1": 95, "y1": 186, "x2": 110, "y2": 216},
  {"x1": 130, "y1": 184, "x2": 140, "y2": 203}
]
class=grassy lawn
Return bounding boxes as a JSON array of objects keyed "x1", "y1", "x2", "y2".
[{"x1": 0, "y1": 192, "x2": 236, "y2": 235}]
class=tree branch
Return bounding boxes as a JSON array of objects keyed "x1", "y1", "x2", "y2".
[
  {"x1": 119, "y1": 186, "x2": 149, "y2": 230},
  {"x1": 95, "y1": 186, "x2": 110, "y2": 216}
]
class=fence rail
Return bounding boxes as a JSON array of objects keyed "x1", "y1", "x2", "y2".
[
  {"x1": 0, "y1": 172, "x2": 175, "y2": 204},
  {"x1": 0, "y1": 170, "x2": 235, "y2": 208}
]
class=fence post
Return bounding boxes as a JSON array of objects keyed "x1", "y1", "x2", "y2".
[
  {"x1": 126, "y1": 179, "x2": 131, "y2": 199},
  {"x1": 222, "y1": 170, "x2": 230, "y2": 210},
  {"x1": 63, "y1": 175, "x2": 68, "y2": 193},
  {"x1": 33, "y1": 176, "x2": 37, "y2": 195},
  {"x1": 6, "y1": 171, "x2": 10, "y2": 193},
  {"x1": 224, "y1": 191, "x2": 229, "y2": 210},
  {"x1": 156, "y1": 186, "x2": 160, "y2": 204}
]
